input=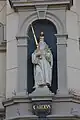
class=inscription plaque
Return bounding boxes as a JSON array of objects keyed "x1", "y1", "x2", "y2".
[{"x1": 32, "y1": 102, "x2": 52, "y2": 116}]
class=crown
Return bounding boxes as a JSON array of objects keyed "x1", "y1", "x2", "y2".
[{"x1": 40, "y1": 32, "x2": 44, "y2": 39}]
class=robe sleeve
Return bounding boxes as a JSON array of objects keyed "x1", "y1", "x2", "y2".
[
  {"x1": 45, "y1": 45, "x2": 53, "y2": 68},
  {"x1": 32, "y1": 50, "x2": 39, "y2": 64}
]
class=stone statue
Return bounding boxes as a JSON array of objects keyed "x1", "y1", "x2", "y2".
[{"x1": 32, "y1": 32, "x2": 53, "y2": 88}]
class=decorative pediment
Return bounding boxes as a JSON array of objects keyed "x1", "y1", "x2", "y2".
[{"x1": 9, "y1": 0, "x2": 73, "y2": 10}]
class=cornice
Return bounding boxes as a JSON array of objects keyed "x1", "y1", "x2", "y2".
[
  {"x1": 3, "y1": 95, "x2": 31, "y2": 107},
  {"x1": 3, "y1": 93, "x2": 80, "y2": 107},
  {"x1": 9, "y1": 0, "x2": 73, "y2": 11},
  {"x1": 5, "y1": 115, "x2": 38, "y2": 120},
  {"x1": 47, "y1": 114, "x2": 80, "y2": 119}
]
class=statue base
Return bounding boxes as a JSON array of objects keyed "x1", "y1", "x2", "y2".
[
  {"x1": 29, "y1": 86, "x2": 53, "y2": 116},
  {"x1": 29, "y1": 86, "x2": 54, "y2": 101}
]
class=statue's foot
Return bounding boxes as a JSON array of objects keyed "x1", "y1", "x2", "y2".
[
  {"x1": 38, "y1": 84, "x2": 46, "y2": 87},
  {"x1": 46, "y1": 83, "x2": 53, "y2": 92},
  {"x1": 46, "y1": 83, "x2": 50, "y2": 86}
]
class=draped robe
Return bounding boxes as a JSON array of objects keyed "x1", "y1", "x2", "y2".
[{"x1": 32, "y1": 41, "x2": 53, "y2": 88}]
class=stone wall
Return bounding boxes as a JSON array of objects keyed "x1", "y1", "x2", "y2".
[
  {"x1": 66, "y1": 0, "x2": 80, "y2": 91},
  {"x1": 5, "y1": 0, "x2": 80, "y2": 96}
]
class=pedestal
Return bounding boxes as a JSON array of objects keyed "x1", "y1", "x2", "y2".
[
  {"x1": 29, "y1": 86, "x2": 54, "y2": 100},
  {"x1": 29, "y1": 86, "x2": 54, "y2": 118}
]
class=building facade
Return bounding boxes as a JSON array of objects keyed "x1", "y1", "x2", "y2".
[{"x1": 0, "y1": 0, "x2": 80, "y2": 119}]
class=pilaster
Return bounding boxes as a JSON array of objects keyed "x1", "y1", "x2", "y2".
[
  {"x1": 55, "y1": 34, "x2": 68, "y2": 95},
  {"x1": 16, "y1": 36, "x2": 28, "y2": 94}
]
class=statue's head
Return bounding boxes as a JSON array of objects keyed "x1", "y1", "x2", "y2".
[{"x1": 40, "y1": 32, "x2": 44, "y2": 42}]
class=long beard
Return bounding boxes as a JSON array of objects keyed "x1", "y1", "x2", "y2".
[{"x1": 39, "y1": 41, "x2": 45, "y2": 50}]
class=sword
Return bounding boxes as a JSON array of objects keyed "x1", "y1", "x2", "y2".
[{"x1": 31, "y1": 24, "x2": 38, "y2": 48}]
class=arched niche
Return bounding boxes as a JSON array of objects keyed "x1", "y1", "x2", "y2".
[
  {"x1": 27, "y1": 19, "x2": 57, "y2": 94},
  {"x1": 17, "y1": 11, "x2": 67, "y2": 95}
]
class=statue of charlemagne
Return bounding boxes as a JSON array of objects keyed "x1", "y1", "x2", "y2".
[{"x1": 32, "y1": 32, "x2": 53, "y2": 88}]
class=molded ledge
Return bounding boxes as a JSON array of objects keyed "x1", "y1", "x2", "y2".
[
  {"x1": 3, "y1": 93, "x2": 80, "y2": 107},
  {"x1": 3, "y1": 95, "x2": 31, "y2": 107},
  {"x1": 47, "y1": 114, "x2": 80, "y2": 120},
  {"x1": 16, "y1": 36, "x2": 28, "y2": 40},
  {"x1": 9, "y1": 0, "x2": 73, "y2": 10},
  {"x1": 5, "y1": 115, "x2": 38, "y2": 120},
  {"x1": 55, "y1": 34, "x2": 68, "y2": 39},
  {"x1": 0, "y1": 41, "x2": 6, "y2": 52}
]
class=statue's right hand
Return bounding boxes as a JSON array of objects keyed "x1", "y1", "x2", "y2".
[
  {"x1": 36, "y1": 51, "x2": 41, "y2": 56},
  {"x1": 36, "y1": 52, "x2": 42, "y2": 59}
]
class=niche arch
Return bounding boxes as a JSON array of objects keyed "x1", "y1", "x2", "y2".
[{"x1": 18, "y1": 11, "x2": 64, "y2": 36}]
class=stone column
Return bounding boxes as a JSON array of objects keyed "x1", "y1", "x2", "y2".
[
  {"x1": 55, "y1": 34, "x2": 68, "y2": 95},
  {"x1": 17, "y1": 36, "x2": 28, "y2": 95}
]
